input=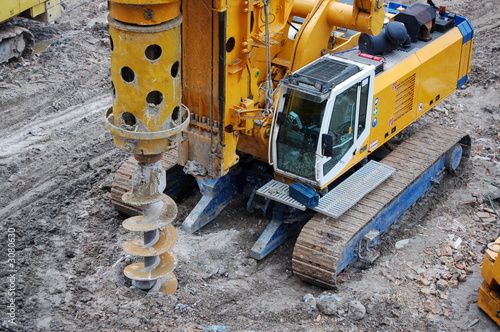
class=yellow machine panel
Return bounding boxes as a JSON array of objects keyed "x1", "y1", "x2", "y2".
[
  {"x1": 459, "y1": 39, "x2": 474, "y2": 81},
  {"x1": 478, "y1": 238, "x2": 500, "y2": 326},
  {"x1": 0, "y1": 0, "x2": 62, "y2": 23}
]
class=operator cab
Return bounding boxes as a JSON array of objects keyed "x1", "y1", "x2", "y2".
[{"x1": 272, "y1": 55, "x2": 375, "y2": 188}]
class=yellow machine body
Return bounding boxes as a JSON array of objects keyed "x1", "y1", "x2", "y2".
[
  {"x1": 478, "y1": 238, "x2": 500, "y2": 326},
  {"x1": 0, "y1": 0, "x2": 63, "y2": 24},
  {"x1": 335, "y1": 25, "x2": 473, "y2": 187},
  {"x1": 369, "y1": 29, "x2": 472, "y2": 150},
  {"x1": 176, "y1": 0, "x2": 472, "y2": 190}
]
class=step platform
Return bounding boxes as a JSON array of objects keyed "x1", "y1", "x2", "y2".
[{"x1": 257, "y1": 160, "x2": 396, "y2": 218}]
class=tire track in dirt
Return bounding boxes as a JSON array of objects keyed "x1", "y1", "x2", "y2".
[
  {"x1": 0, "y1": 94, "x2": 111, "y2": 158},
  {"x1": 0, "y1": 94, "x2": 116, "y2": 221}
]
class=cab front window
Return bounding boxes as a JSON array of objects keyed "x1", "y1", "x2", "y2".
[{"x1": 276, "y1": 90, "x2": 327, "y2": 180}]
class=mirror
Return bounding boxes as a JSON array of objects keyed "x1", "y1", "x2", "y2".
[
  {"x1": 322, "y1": 133, "x2": 334, "y2": 157},
  {"x1": 277, "y1": 112, "x2": 286, "y2": 125}
]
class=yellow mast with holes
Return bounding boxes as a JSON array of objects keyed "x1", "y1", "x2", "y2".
[{"x1": 105, "y1": 0, "x2": 188, "y2": 294}]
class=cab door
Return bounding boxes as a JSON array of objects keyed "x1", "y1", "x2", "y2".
[{"x1": 320, "y1": 74, "x2": 372, "y2": 186}]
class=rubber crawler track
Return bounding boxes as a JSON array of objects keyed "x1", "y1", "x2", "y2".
[{"x1": 292, "y1": 124, "x2": 469, "y2": 289}]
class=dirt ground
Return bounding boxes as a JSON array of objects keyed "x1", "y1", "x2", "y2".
[{"x1": 0, "y1": 0, "x2": 499, "y2": 331}]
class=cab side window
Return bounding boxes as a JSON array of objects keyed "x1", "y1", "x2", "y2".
[
  {"x1": 358, "y1": 77, "x2": 370, "y2": 138},
  {"x1": 323, "y1": 84, "x2": 357, "y2": 175}
]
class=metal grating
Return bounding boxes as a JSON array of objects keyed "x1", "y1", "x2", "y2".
[
  {"x1": 256, "y1": 161, "x2": 395, "y2": 216},
  {"x1": 382, "y1": 49, "x2": 413, "y2": 71},
  {"x1": 257, "y1": 180, "x2": 307, "y2": 211},
  {"x1": 301, "y1": 59, "x2": 348, "y2": 81},
  {"x1": 298, "y1": 57, "x2": 361, "y2": 86},
  {"x1": 313, "y1": 161, "x2": 396, "y2": 218}
]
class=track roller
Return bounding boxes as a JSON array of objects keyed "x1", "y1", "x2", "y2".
[{"x1": 0, "y1": 26, "x2": 35, "y2": 63}]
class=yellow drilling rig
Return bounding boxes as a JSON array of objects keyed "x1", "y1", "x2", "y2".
[
  {"x1": 105, "y1": 0, "x2": 473, "y2": 293},
  {"x1": 0, "y1": 0, "x2": 64, "y2": 63}
]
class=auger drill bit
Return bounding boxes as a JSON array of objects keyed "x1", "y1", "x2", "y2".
[
  {"x1": 122, "y1": 154, "x2": 178, "y2": 293},
  {"x1": 104, "y1": 0, "x2": 188, "y2": 294}
]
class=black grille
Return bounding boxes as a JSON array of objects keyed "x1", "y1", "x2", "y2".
[
  {"x1": 294, "y1": 57, "x2": 360, "y2": 88},
  {"x1": 301, "y1": 59, "x2": 350, "y2": 82}
]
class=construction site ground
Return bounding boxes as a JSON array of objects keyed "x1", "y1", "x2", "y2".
[{"x1": 0, "y1": 0, "x2": 499, "y2": 331}]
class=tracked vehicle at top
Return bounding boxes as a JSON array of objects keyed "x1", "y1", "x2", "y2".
[
  {"x1": 0, "y1": 0, "x2": 64, "y2": 63},
  {"x1": 106, "y1": 0, "x2": 473, "y2": 292}
]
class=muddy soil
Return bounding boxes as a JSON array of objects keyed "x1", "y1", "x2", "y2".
[{"x1": 0, "y1": 0, "x2": 498, "y2": 331}]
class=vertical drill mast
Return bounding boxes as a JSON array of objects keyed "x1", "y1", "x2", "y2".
[{"x1": 105, "y1": 0, "x2": 189, "y2": 294}]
